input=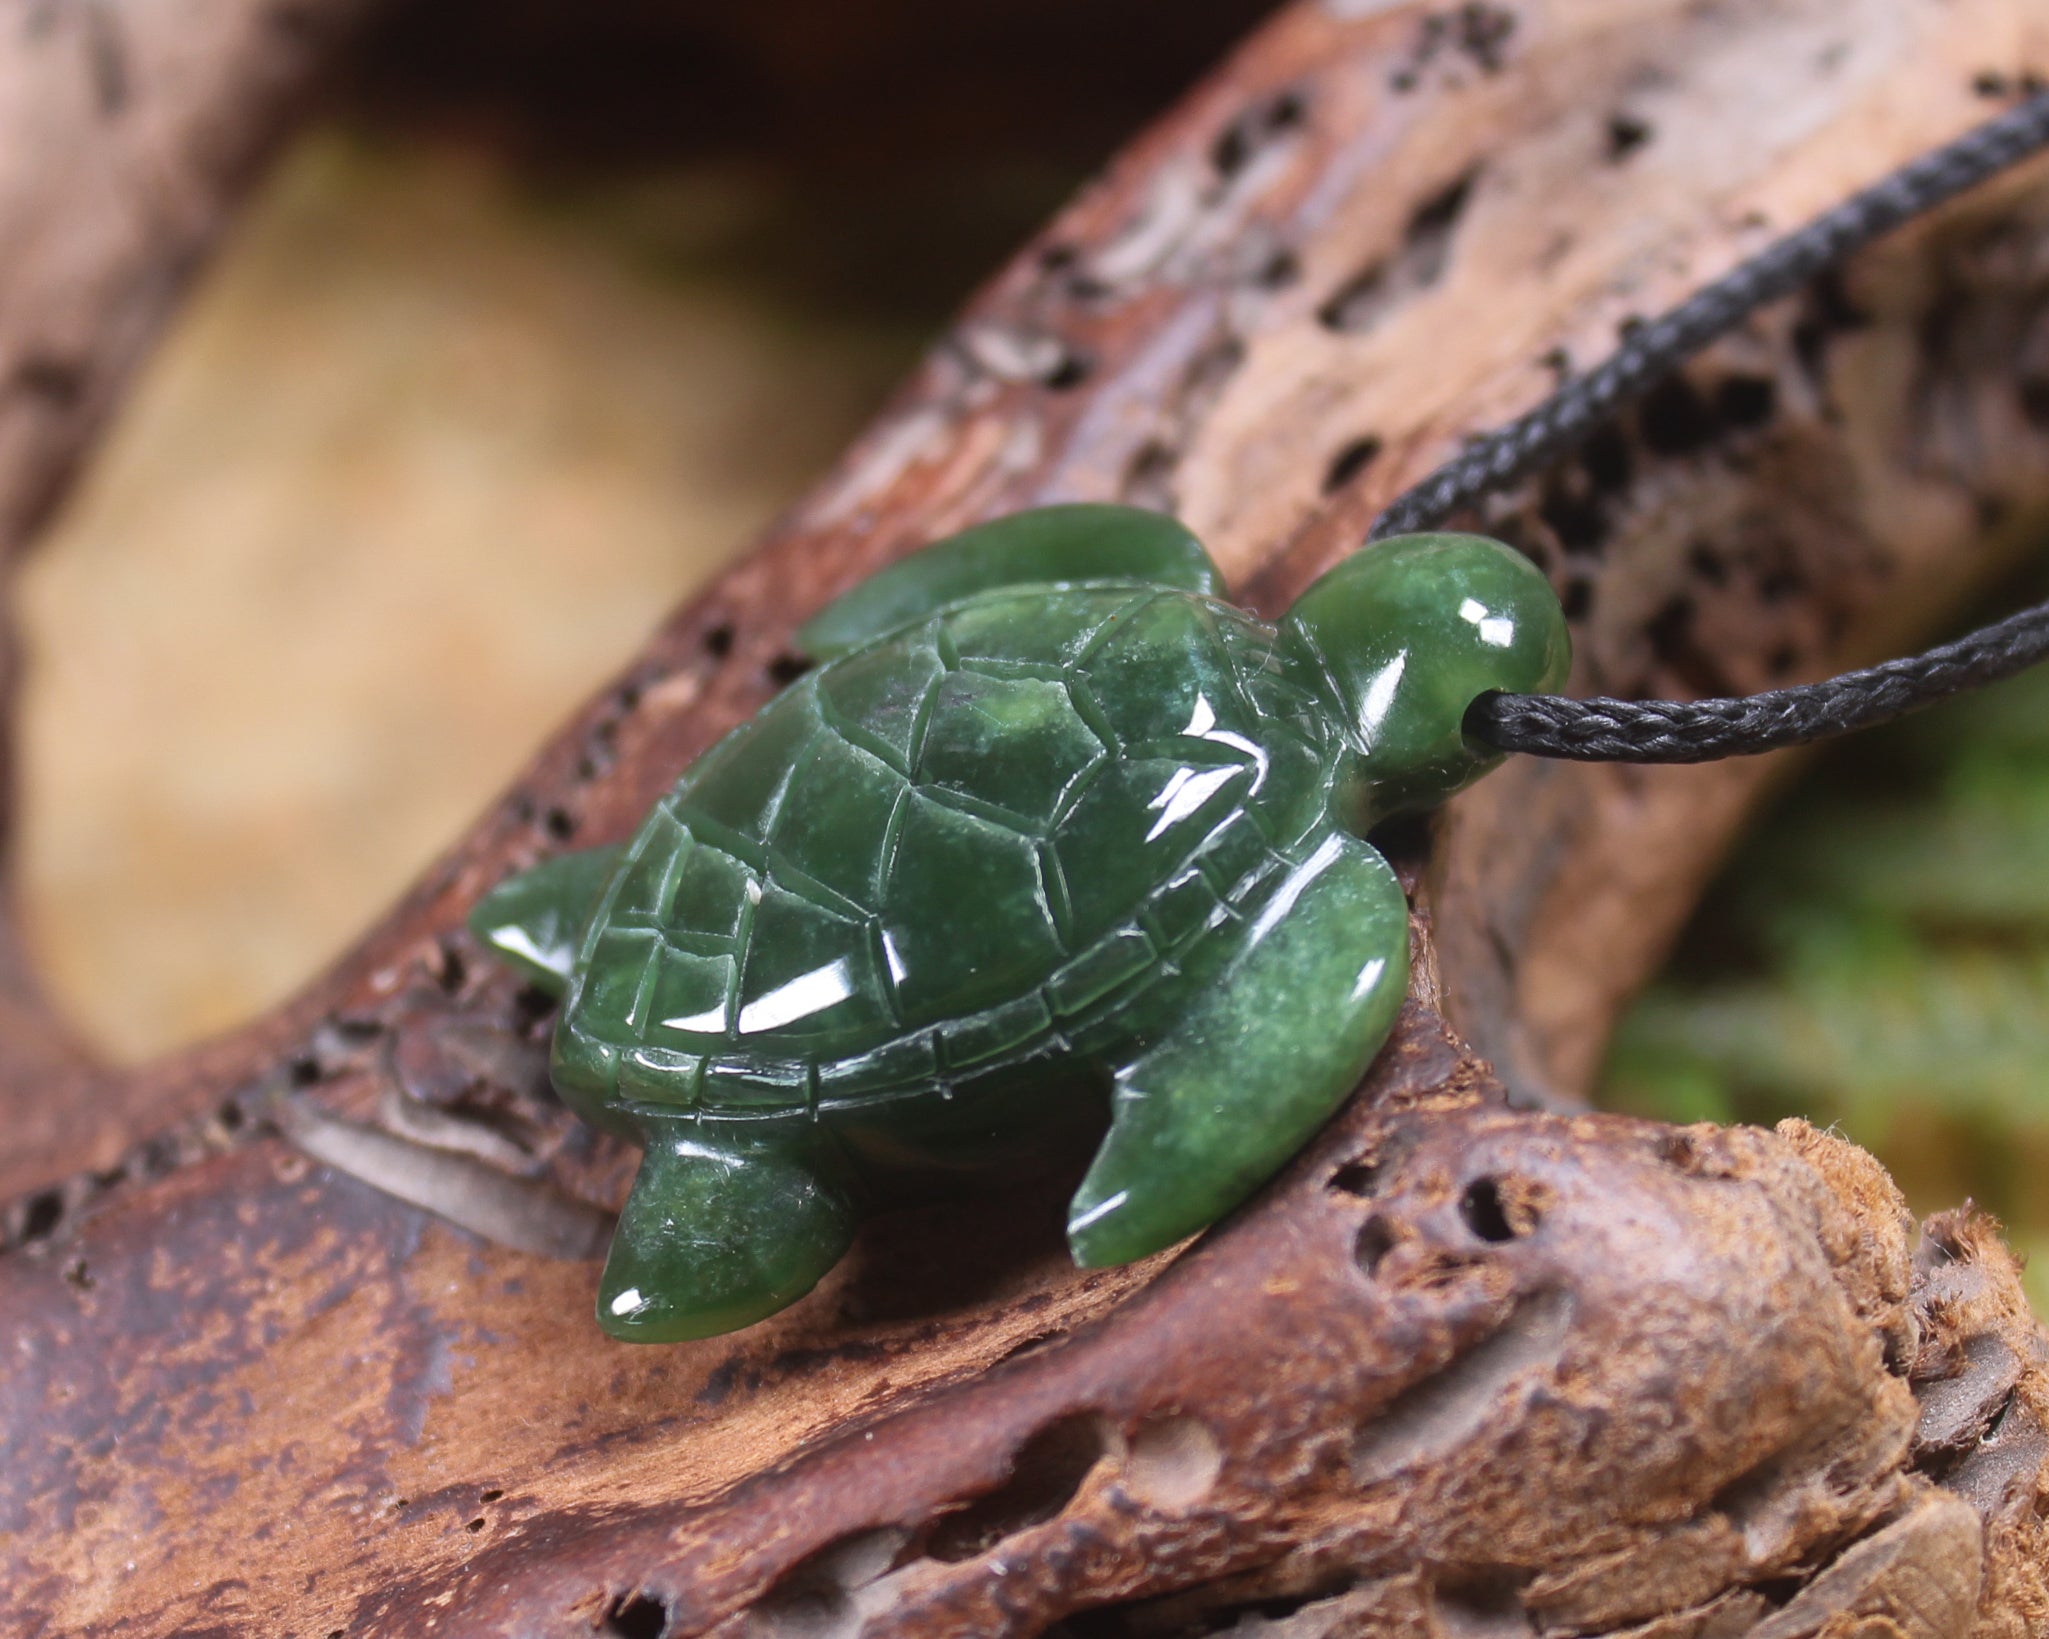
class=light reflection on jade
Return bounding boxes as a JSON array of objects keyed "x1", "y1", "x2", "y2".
[{"x1": 470, "y1": 504, "x2": 1568, "y2": 1341}]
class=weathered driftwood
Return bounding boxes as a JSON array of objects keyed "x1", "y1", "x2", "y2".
[{"x1": 5, "y1": 1, "x2": 2049, "y2": 1635}]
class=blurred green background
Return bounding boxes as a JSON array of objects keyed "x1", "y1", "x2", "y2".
[
  {"x1": 13, "y1": 2, "x2": 2041, "y2": 1310},
  {"x1": 1600, "y1": 618, "x2": 2049, "y2": 1317}
]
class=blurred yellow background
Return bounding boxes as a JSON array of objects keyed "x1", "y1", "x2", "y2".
[
  {"x1": 18, "y1": 134, "x2": 913, "y2": 1056},
  {"x1": 15, "y1": 0, "x2": 1272, "y2": 1060}
]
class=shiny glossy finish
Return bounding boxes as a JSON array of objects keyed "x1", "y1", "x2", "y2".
[
  {"x1": 795, "y1": 502, "x2": 1224, "y2": 660},
  {"x1": 467, "y1": 844, "x2": 620, "y2": 993},
  {"x1": 1284, "y1": 531, "x2": 1569, "y2": 819},
  {"x1": 470, "y1": 509, "x2": 1568, "y2": 1341}
]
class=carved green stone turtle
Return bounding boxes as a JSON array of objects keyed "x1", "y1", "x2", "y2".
[{"x1": 470, "y1": 505, "x2": 1567, "y2": 1341}]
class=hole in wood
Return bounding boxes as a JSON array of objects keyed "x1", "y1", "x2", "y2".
[
  {"x1": 1210, "y1": 88, "x2": 1307, "y2": 179},
  {"x1": 1317, "y1": 168, "x2": 1476, "y2": 333},
  {"x1": 1580, "y1": 423, "x2": 1632, "y2": 494},
  {"x1": 1329, "y1": 1157, "x2": 1382, "y2": 1197},
  {"x1": 1121, "y1": 440, "x2": 1179, "y2": 511},
  {"x1": 1432, "y1": 1571, "x2": 1534, "y2": 1634},
  {"x1": 434, "y1": 939, "x2": 469, "y2": 996},
  {"x1": 1459, "y1": 1176, "x2": 1540, "y2": 1242},
  {"x1": 1537, "y1": 477, "x2": 1606, "y2": 554},
  {"x1": 13, "y1": 355, "x2": 85, "y2": 407},
  {"x1": 1355, "y1": 1216, "x2": 1398, "y2": 1276},
  {"x1": 1637, "y1": 374, "x2": 1717, "y2": 456},
  {"x1": 926, "y1": 1414, "x2": 1107, "y2": 1563},
  {"x1": 601, "y1": 1590, "x2": 670, "y2": 1639},
  {"x1": 1353, "y1": 1290, "x2": 1573, "y2": 1480},
  {"x1": 1454, "y1": 3, "x2": 1516, "y2": 73},
  {"x1": 1044, "y1": 349, "x2": 1093, "y2": 390},
  {"x1": 749, "y1": 1526, "x2": 911, "y2": 1637},
  {"x1": 1255, "y1": 247, "x2": 1301, "y2": 289},
  {"x1": 512, "y1": 984, "x2": 559, "y2": 1035},
  {"x1": 1460, "y1": 1177, "x2": 1515, "y2": 1242},
  {"x1": 1407, "y1": 168, "x2": 1476, "y2": 263},
  {"x1": 1605, "y1": 112, "x2": 1652, "y2": 162},
  {"x1": 1323, "y1": 435, "x2": 1383, "y2": 493},
  {"x1": 1714, "y1": 372, "x2": 1777, "y2": 430},
  {"x1": 1711, "y1": 1448, "x2": 1797, "y2": 1559},
  {"x1": 1124, "y1": 1414, "x2": 1223, "y2": 1511},
  {"x1": 20, "y1": 1190, "x2": 62, "y2": 1242},
  {"x1": 1319, "y1": 262, "x2": 1388, "y2": 332}
]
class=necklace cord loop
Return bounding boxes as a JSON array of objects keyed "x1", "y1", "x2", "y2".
[
  {"x1": 1368, "y1": 88, "x2": 2049, "y2": 761},
  {"x1": 1464, "y1": 593, "x2": 2049, "y2": 762}
]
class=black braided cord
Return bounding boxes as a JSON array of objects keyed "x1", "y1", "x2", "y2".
[
  {"x1": 1361, "y1": 89, "x2": 2049, "y2": 763},
  {"x1": 1372, "y1": 89, "x2": 2049, "y2": 544},
  {"x1": 1466, "y1": 594, "x2": 2049, "y2": 762}
]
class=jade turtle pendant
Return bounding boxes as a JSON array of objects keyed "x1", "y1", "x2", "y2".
[{"x1": 470, "y1": 505, "x2": 1568, "y2": 1341}]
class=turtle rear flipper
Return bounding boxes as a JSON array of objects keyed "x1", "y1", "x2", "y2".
[
  {"x1": 1066, "y1": 831, "x2": 1410, "y2": 1268},
  {"x1": 797, "y1": 503, "x2": 1225, "y2": 659},
  {"x1": 599, "y1": 1121, "x2": 857, "y2": 1342},
  {"x1": 467, "y1": 844, "x2": 623, "y2": 998}
]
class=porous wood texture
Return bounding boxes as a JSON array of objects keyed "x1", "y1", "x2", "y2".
[{"x1": 7, "y1": 2, "x2": 2049, "y2": 1635}]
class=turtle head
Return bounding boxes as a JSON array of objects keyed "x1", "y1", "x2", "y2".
[{"x1": 1280, "y1": 533, "x2": 1568, "y2": 826}]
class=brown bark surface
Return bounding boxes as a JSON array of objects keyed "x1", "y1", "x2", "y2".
[{"x1": 6, "y1": 2, "x2": 2049, "y2": 1635}]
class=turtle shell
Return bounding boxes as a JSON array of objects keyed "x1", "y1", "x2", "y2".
[{"x1": 552, "y1": 584, "x2": 1341, "y2": 1124}]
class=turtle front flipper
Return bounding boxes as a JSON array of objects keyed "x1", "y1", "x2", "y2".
[
  {"x1": 598, "y1": 1119, "x2": 857, "y2": 1342},
  {"x1": 797, "y1": 503, "x2": 1225, "y2": 659},
  {"x1": 467, "y1": 844, "x2": 623, "y2": 997},
  {"x1": 1066, "y1": 831, "x2": 1410, "y2": 1269}
]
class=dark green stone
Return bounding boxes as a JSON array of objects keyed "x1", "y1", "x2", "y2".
[
  {"x1": 794, "y1": 502, "x2": 1224, "y2": 660},
  {"x1": 467, "y1": 843, "x2": 622, "y2": 995},
  {"x1": 470, "y1": 507, "x2": 1568, "y2": 1341}
]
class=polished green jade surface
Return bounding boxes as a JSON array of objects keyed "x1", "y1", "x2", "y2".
[{"x1": 469, "y1": 504, "x2": 1568, "y2": 1341}]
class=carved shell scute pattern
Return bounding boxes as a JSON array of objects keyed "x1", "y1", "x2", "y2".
[{"x1": 560, "y1": 585, "x2": 1339, "y2": 1115}]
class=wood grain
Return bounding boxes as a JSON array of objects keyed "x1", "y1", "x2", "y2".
[{"x1": 5, "y1": 1, "x2": 2049, "y2": 1634}]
